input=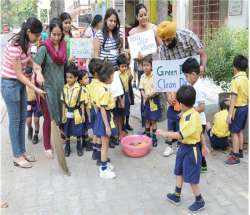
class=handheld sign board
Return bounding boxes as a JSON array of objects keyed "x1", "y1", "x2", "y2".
[
  {"x1": 108, "y1": 71, "x2": 124, "y2": 97},
  {"x1": 153, "y1": 55, "x2": 200, "y2": 92},
  {"x1": 70, "y1": 38, "x2": 92, "y2": 59},
  {"x1": 128, "y1": 29, "x2": 157, "y2": 59}
]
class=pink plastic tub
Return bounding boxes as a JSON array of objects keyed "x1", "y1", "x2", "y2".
[{"x1": 121, "y1": 135, "x2": 151, "y2": 158}]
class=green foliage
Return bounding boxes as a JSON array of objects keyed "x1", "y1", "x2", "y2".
[
  {"x1": 97, "y1": 0, "x2": 112, "y2": 8},
  {"x1": 204, "y1": 26, "x2": 249, "y2": 91}
]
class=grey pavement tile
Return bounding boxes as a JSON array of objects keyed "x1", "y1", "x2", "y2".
[
  {"x1": 114, "y1": 205, "x2": 130, "y2": 214},
  {"x1": 95, "y1": 190, "x2": 109, "y2": 203},
  {"x1": 66, "y1": 195, "x2": 82, "y2": 208},
  {"x1": 81, "y1": 197, "x2": 96, "y2": 211},
  {"x1": 52, "y1": 181, "x2": 67, "y2": 192},
  {"x1": 94, "y1": 202, "x2": 117, "y2": 214},
  {"x1": 53, "y1": 203, "x2": 68, "y2": 215},
  {"x1": 22, "y1": 206, "x2": 39, "y2": 214},
  {"x1": 81, "y1": 187, "x2": 97, "y2": 199},
  {"x1": 65, "y1": 184, "x2": 81, "y2": 196},
  {"x1": 53, "y1": 191, "x2": 67, "y2": 204}
]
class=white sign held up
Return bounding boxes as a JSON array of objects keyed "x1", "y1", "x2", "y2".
[
  {"x1": 70, "y1": 38, "x2": 92, "y2": 59},
  {"x1": 108, "y1": 71, "x2": 124, "y2": 97},
  {"x1": 128, "y1": 29, "x2": 157, "y2": 59},
  {"x1": 152, "y1": 56, "x2": 200, "y2": 92}
]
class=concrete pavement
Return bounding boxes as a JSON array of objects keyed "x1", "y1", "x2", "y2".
[{"x1": 1, "y1": 86, "x2": 248, "y2": 214}]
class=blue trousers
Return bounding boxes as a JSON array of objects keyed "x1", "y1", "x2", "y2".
[{"x1": 1, "y1": 78, "x2": 27, "y2": 157}]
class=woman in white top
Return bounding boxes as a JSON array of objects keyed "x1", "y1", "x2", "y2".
[
  {"x1": 128, "y1": 4, "x2": 162, "y2": 135},
  {"x1": 94, "y1": 8, "x2": 128, "y2": 70}
]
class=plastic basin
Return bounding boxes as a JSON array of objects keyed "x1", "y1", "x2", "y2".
[{"x1": 121, "y1": 135, "x2": 151, "y2": 158}]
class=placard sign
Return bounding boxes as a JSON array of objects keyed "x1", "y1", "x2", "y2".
[
  {"x1": 128, "y1": 29, "x2": 157, "y2": 59},
  {"x1": 152, "y1": 56, "x2": 200, "y2": 92},
  {"x1": 108, "y1": 71, "x2": 124, "y2": 97},
  {"x1": 70, "y1": 38, "x2": 92, "y2": 58},
  {"x1": 229, "y1": 0, "x2": 243, "y2": 16}
]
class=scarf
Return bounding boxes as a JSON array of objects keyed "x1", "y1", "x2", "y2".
[{"x1": 40, "y1": 38, "x2": 67, "y2": 65}]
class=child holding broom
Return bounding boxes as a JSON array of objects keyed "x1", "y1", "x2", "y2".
[{"x1": 61, "y1": 64, "x2": 85, "y2": 157}]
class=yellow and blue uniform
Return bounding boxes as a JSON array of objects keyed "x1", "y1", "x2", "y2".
[
  {"x1": 174, "y1": 108, "x2": 202, "y2": 184},
  {"x1": 230, "y1": 71, "x2": 249, "y2": 133},
  {"x1": 94, "y1": 82, "x2": 118, "y2": 137},
  {"x1": 61, "y1": 82, "x2": 85, "y2": 137},
  {"x1": 139, "y1": 73, "x2": 162, "y2": 120},
  {"x1": 117, "y1": 70, "x2": 130, "y2": 116},
  {"x1": 207, "y1": 110, "x2": 230, "y2": 149},
  {"x1": 88, "y1": 78, "x2": 101, "y2": 134},
  {"x1": 26, "y1": 77, "x2": 42, "y2": 118},
  {"x1": 82, "y1": 86, "x2": 92, "y2": 130},
  {"x1": 167, "y1": 92, "x2": 181, "y2": 131}
]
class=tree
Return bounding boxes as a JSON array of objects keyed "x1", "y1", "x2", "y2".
[{"x1": 50, "y1": 0, "x2": 65, "y2": 19}]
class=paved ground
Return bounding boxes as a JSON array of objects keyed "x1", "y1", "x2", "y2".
[{"x1": 1, "y1": 90, "x2": 248, "y2": 214}]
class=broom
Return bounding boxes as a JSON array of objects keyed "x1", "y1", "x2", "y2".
[{"x1": 43, "y1": 85, "x2": 71, "y2": 176}]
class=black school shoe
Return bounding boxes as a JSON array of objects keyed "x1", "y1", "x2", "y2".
[
  {"x1": 152, "y1": 139, "x2": 158, "y2": 147},
  {"x1": 126, "y1": 124, "x2": 133, "y2": 131},
  {"x1": 109, "y1": 138, "x2": 115, "y2": 148},
  {"x1": 77, "y1": 145, "x2": 83, "y2": 157},
  {"x1": 86, "y1": 143, "x2": 93, "y2": 151},
  {"x1": 82, "y1": 141, "x2": 86, "y2": 149},
  {"x1": 96, "y1": 158, "x2": 111, "y2": 166},
  {"x1": 122, "y1": 124, "x2": 128, "y2": 133},
  {"x1": 32, "y1": 135, "x2": 38, "y2": 144},
  {"x1": 65, "y1": 145, "x2": 71, "y2": 157},
  {"x1": 92, "y1": 153, "x2": 97, "y2": 160},
  {"x1": 28, "y1": 127, "x2": 33, "y2": 140},
  {"x1": 111, "y1": 136, "x2": 119, "y2": 145}
]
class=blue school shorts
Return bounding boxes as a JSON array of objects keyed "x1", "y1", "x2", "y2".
[
  {"x1": 174, "y1": 143, "x2": 201, "y2": 184},
  {"x1": 27, "y1": 101, "x2": 42, "y2": 118},
  {"x1": 207, "y1": 128, "x2": 230, "y2": 149},
  {"x1": 229, "y1": 105, "x2": 248, "y2": 133},
  {"x1": 167, "y1": 106, "x2": 181, "y2": 131}
]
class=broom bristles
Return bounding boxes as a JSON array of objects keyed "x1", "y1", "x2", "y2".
[{"x1": 51, "y1": 121, "x2": 71, "y2": 176}]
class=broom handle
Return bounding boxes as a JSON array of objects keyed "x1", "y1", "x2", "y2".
[{"x1": 42, "y1": 85, "x2": 54, "y2": 121}]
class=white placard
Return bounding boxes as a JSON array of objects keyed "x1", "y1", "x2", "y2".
[
  {"x1": 70, "y1": 38, "x2": 92, "y2": 58},
  {"x1": 108, "y1": 71, "x2": 124, "y2": 97},
  {"x1": 128, "y1": 29, "x2": 157, "y2": 59},
  {"x1": 153, "y1": 56, "x2": 200, "y2": 92},
  {"x1": 229, "y1": 0, "x2": 243, "y2": 16}
]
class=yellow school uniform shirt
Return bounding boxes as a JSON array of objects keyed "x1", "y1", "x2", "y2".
[
  {"x1": 127, "y1": 67, "x2": 132, "y2": 78},
  {"x1": 88, "y1": 78, "x2": 100, "y2": 105},
  {"x1": 96, "y1": 82, "x2": 115, "y2": 110},
  {"x1": 211, "y1": 110, "x2": 230, "y2": 138},
  {"x1": 139, "y1": 72, "x2": 154, "y2": 95},
  {"x1": 231, "y1": 71, "x2": 249, "y2": 107},
  {"x1": 60, "y1": 82, "x2": 85, "y2": 108},
  {"x1": 178, "y1": 108, "x2": 202, "y2": 144},
  {"x1": 82, "y1": 86, "x2": 91, "y2": 109},
  {"x1": 26, "y1": 77, "x2": 36, "y2": 102},
  {"x1": 118, "y1": 70, "x2": 129, "y2": 92}
]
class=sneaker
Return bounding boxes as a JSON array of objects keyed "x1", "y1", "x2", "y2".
[
  {"x1": 100, "y1": 169, "x2": 116, "y2": 179},
  {"x1": 99, "y1": 163, "x2": 115, "y2": 172},
  {"x1": 225, "y1": 156, "x2": 240, "y2": 165},
  {"x1": 229, "y1": 152, "x2": 243, "y2": 158},
  {"x1": 152, "y1": 139, "x2": 158, "y2": 147},
  {"x1": 77, "y1": 145, "x2": 83, "y2": 157},
  {"x1": 109, "y1": 139, "x2": 115, "y2": 148},
  {"x1": 111, "y1": 136, "x2": 119, "y2": 146},
  {"x1": 163, "y1": 146, "x2": 174, "y2": 157},
  {"x1": 188, "y1": 201, "x2": 206, "y2": 213},
  {"x1": 28, "y1": 127, "x2": 33, "y2": 140},
  {"x1": 166, "y1": 193, "x2": 181, "y2": 206},
  {"x1": 32, "y1": 135, "x2": 38, "y2": 144},
  {"x1": 201, "y1": 166, "x2": 207, "y2": 173}
]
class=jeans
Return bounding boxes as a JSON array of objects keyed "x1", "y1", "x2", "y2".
[
  {"x1": 1, "y1": 78, "x2": 27, "y2": 157},
  {"x1": 138, "y1": 70, "x2": 146, "y2": 128}
]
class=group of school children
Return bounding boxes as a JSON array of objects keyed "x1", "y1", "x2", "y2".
[{"x1": 24, "y1": 52, "x2": 248, "y2": 212}]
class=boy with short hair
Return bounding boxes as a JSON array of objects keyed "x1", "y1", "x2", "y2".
[
  {"x1": 182, "y1": 58, "x2": 208, "y2": 173},
  {"x1": 206, "y1": 100, "x2": 230, "y2": 150},
  {"x1": 25, "y1": 67, "x2": 42, "y2": 144},
  {"x1": 225, "y1": 54, "x2": 248, "y2": 165},
  {"x1": 157, "y1": 85, "x2": 209, "y2": 213}
]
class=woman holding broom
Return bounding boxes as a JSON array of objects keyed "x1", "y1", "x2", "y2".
[
  {"x1": 34, "y1": 18, "x2": 70, "y2": 159},
  {"x1": 1, "y1": 18, "x2": 46, "y2": 168}
]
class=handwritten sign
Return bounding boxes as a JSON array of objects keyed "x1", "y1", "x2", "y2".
[
  {"x1": 108, "y1": 71, "x2": 124, "y2": 97},
  {"x1": 128, "y1": 29, "x2": 157, "y2": 59},
  {"x1": 152, "y1": 56, "x2": 200, "y2": 92},
  {"x1": 70, "y1": 38, "x2": 92, "y2": 58},
  {"x1": 229, "y1": 0, "x2": 243, "y2": 16}
]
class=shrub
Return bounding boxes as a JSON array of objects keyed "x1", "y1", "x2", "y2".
[{"x1": 204, "y1": 26, "x2": 248, "y2": 91}]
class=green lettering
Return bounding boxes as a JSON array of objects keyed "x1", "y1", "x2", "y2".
[{"x1": 157, "y1": 66, "x2": 163, "y2": 76}]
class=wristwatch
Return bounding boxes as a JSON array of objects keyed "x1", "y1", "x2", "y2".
[{"x1": 203, "y1": 65, "x2": 207, "y2": 72}]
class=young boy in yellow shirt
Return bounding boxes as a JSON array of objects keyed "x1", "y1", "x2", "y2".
[
  {"x1": 206, "y1": 100, "x2": 230, "y2": 150},
  {"x1": 225, "y1": 54, "x2": 248, "y2": 165},
  {"x1": 157, "y1": 85, "x2": 209, "y2": 213}
]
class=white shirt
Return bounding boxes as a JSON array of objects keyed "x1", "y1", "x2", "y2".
[{"x1": 193, "y1": 78, "x2": 206, "y2": 125}]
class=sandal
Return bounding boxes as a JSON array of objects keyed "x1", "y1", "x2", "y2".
[
  {"x1": 13, "y1": 160, "x2": 32, "y2": 168},
  {"x1": 45, "y1": 149, "x2": 54, "y2": 159},
  {"x1": 24, "y1": 155, "x2": 37, "y2": 162}
]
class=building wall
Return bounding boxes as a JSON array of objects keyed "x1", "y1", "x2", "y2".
[{"x1": 228, "y1": 0, "x2": 248, "y2": 28}]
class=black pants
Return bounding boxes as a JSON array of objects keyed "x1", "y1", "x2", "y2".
[{"x1": 198, "y1": 125, "x2": 207, "y2": 168}]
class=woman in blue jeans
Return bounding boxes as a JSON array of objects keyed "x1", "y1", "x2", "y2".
[{"x1": 1, "y1": 18, "x2": 46, "y2": 168}]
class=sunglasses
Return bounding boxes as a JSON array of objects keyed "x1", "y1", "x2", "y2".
[{"x1": 164, "y1": 37, "x2": 174, "y2": 42}]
